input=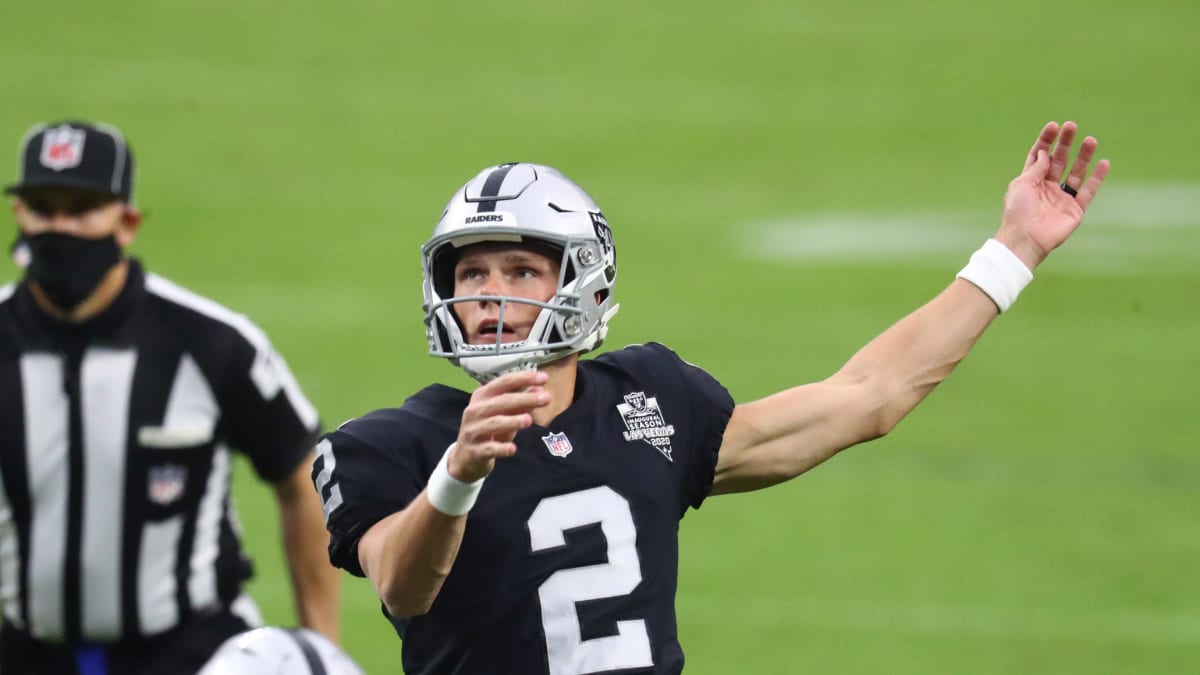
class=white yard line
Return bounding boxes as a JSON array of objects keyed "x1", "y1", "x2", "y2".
[{"x1": 738, "y1": 184, "x2": 1200, "y2": 272}]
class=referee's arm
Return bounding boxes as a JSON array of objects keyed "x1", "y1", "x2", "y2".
[
  {"x1": 273, "y1": 447, "x2": 342, "y2": 642},
  {"x1": 220, "y1": 321, "x2": 342, "y2": 642}
]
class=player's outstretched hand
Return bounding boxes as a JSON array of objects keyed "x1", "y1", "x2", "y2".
[
  {"x1": 995, "y1": 121, "x2": 1111, "y2": 270},
  {"x1": 449, "y1": 370, "x2": 550, "y2": 483}
]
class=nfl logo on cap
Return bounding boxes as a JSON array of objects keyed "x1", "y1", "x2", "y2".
[{"x1": 39, "y1": 124, "x2": 86, "y2": 171}]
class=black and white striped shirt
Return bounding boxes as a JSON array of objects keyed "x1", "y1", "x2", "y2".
[{"x1": 0, "y1": 259, "x2": 319, "y2": 645}]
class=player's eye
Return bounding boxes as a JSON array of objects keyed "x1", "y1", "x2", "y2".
[{"x1": 457, "y1": 267, "x2": 484, "y2": 282}]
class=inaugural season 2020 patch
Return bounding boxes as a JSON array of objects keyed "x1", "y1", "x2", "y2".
[{"x1": 616, "y1": 391, "x2": 675, "y2": 462}]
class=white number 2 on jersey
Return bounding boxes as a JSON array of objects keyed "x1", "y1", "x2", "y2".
[
  {"x1": 527, "y1": 486, "x2": 654, "y2": 675},
  {"x1": 313, "y1": 439, "x2": 343, "y2": 521}
]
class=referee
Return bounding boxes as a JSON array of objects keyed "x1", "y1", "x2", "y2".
[{"x1": 0, "y1": 121, "x2": 340, "y2": 674}]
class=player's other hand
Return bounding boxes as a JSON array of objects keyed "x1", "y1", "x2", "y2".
[
  {"x1": 995, "y1": 120, "x2": 1111, "y2": 270},
  {"x1": 450, "y1": 370, "x2": 550, "y2": 482}
]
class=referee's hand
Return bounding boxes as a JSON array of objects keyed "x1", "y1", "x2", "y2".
[{"x1": 450, "y1": 370, "x2": 550, "y2": 482}]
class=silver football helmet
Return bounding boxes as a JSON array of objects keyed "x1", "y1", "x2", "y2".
[
  {"x1": 197, "y1": 627, "x2": 364, "y2": 675},
  {"x1": 422, "y1": 163, "x2": 619, "y2": 382}
]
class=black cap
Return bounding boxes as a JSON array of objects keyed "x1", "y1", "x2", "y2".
[{"x1": 4, "y1": 121, "x2": 135, "y2": 202}]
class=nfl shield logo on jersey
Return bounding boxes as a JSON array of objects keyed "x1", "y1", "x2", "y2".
[
  {"x1": 148, "y1": 464, "x2": 188, "y2": 506},
  {"x1": 541, "y1": 432, "x2": 573, "y2": 458},
  {"x1": 39, "y1": 124, "x2": 86, "y2": 171}
]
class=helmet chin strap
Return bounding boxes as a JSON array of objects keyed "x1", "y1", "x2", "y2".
[
  {"x1": 460, "y1": 350, "x2": 556, "y2": 383},
  {"x1": 461, "y1": 356, "x2": 538, "y2": 384}
]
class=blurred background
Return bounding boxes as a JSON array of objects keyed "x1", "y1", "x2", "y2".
[{"x1": 3, "y1": 1, "x2": 1197, "y2": 672}]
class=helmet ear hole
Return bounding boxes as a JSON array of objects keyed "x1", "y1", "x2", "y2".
[
  {"x1": 561, "y1": 256, "x2": 578, "y2": 285},
  {"x1": 435, "y1": 317, "x2": 454, "y2": 352},
  {"x1": 432, "y1": 245, "x2": 459, "y2": 300}
]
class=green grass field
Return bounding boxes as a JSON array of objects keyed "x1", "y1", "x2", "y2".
[{"x1": 3, "y1": 1, "x2": 1198, "y2": 672}]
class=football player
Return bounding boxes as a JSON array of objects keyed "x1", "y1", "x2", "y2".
[{"x1": 314, "y1": 121, "x2": 1108, "y2": 674}]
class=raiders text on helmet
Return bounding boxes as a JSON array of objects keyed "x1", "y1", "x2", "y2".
[{"x1": 422, "y1": 163, "x2": 619, "y2": 382}]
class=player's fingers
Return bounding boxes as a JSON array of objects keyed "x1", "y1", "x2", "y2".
[
  {"x1": 473, "y1": 370, "x2": 549, "y2": 399},
  {"x1": 1018, "y1": 148, "x2": 1049, "y2": 183},
  {"x1": 1024, "y1": 121, "x2": 1059, "y2": 170},
  {"x1": 1063, "y1": 136, "x2": 1097, "y2": 192},
  {"x1": 1074, "y1": 158, "x2": 1111, "y2": 211},
  {"x1": 467, "y1": 390, "x2": 550, "y2": 420},
  {"x1": 463, "y1": 413, "x2": 532, "y2": 443},
  {"x1": 482, "y1": 441, "x2": 518, "y2": 459},
  {"x1": 1047, "y1": 121, "x2": 1077, "y2": 183},
  {"x1": 471, "y1": 439, "x2": 519, "y2": 459}
]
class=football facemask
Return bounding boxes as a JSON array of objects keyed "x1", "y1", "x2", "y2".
[{"x1": 422, "y1": 163, "x2": 618, "y2": 383}]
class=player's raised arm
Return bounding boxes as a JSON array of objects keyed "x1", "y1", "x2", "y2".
[
  {"x1": 711, "y1": 121, "x2": 1110, "y2": 494},
  {"x1": 356, "y1": 370, "x2": 549, "y2": 618}
]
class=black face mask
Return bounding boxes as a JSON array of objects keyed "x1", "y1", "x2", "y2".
[{"x1": 13, "y1": 232, "x2": 122, "y2": 310}]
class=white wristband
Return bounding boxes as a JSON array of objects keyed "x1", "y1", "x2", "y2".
[
  {"x1": 425, "y1": 443, "x2": 485, "y2": 516},
  {"x1": 956, "y1": 239, "x2": 1033, "y2": 313}
]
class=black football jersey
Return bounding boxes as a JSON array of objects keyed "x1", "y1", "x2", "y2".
[{"x1": 316, "y1": 342, "x2": 733, "y2": 674}]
